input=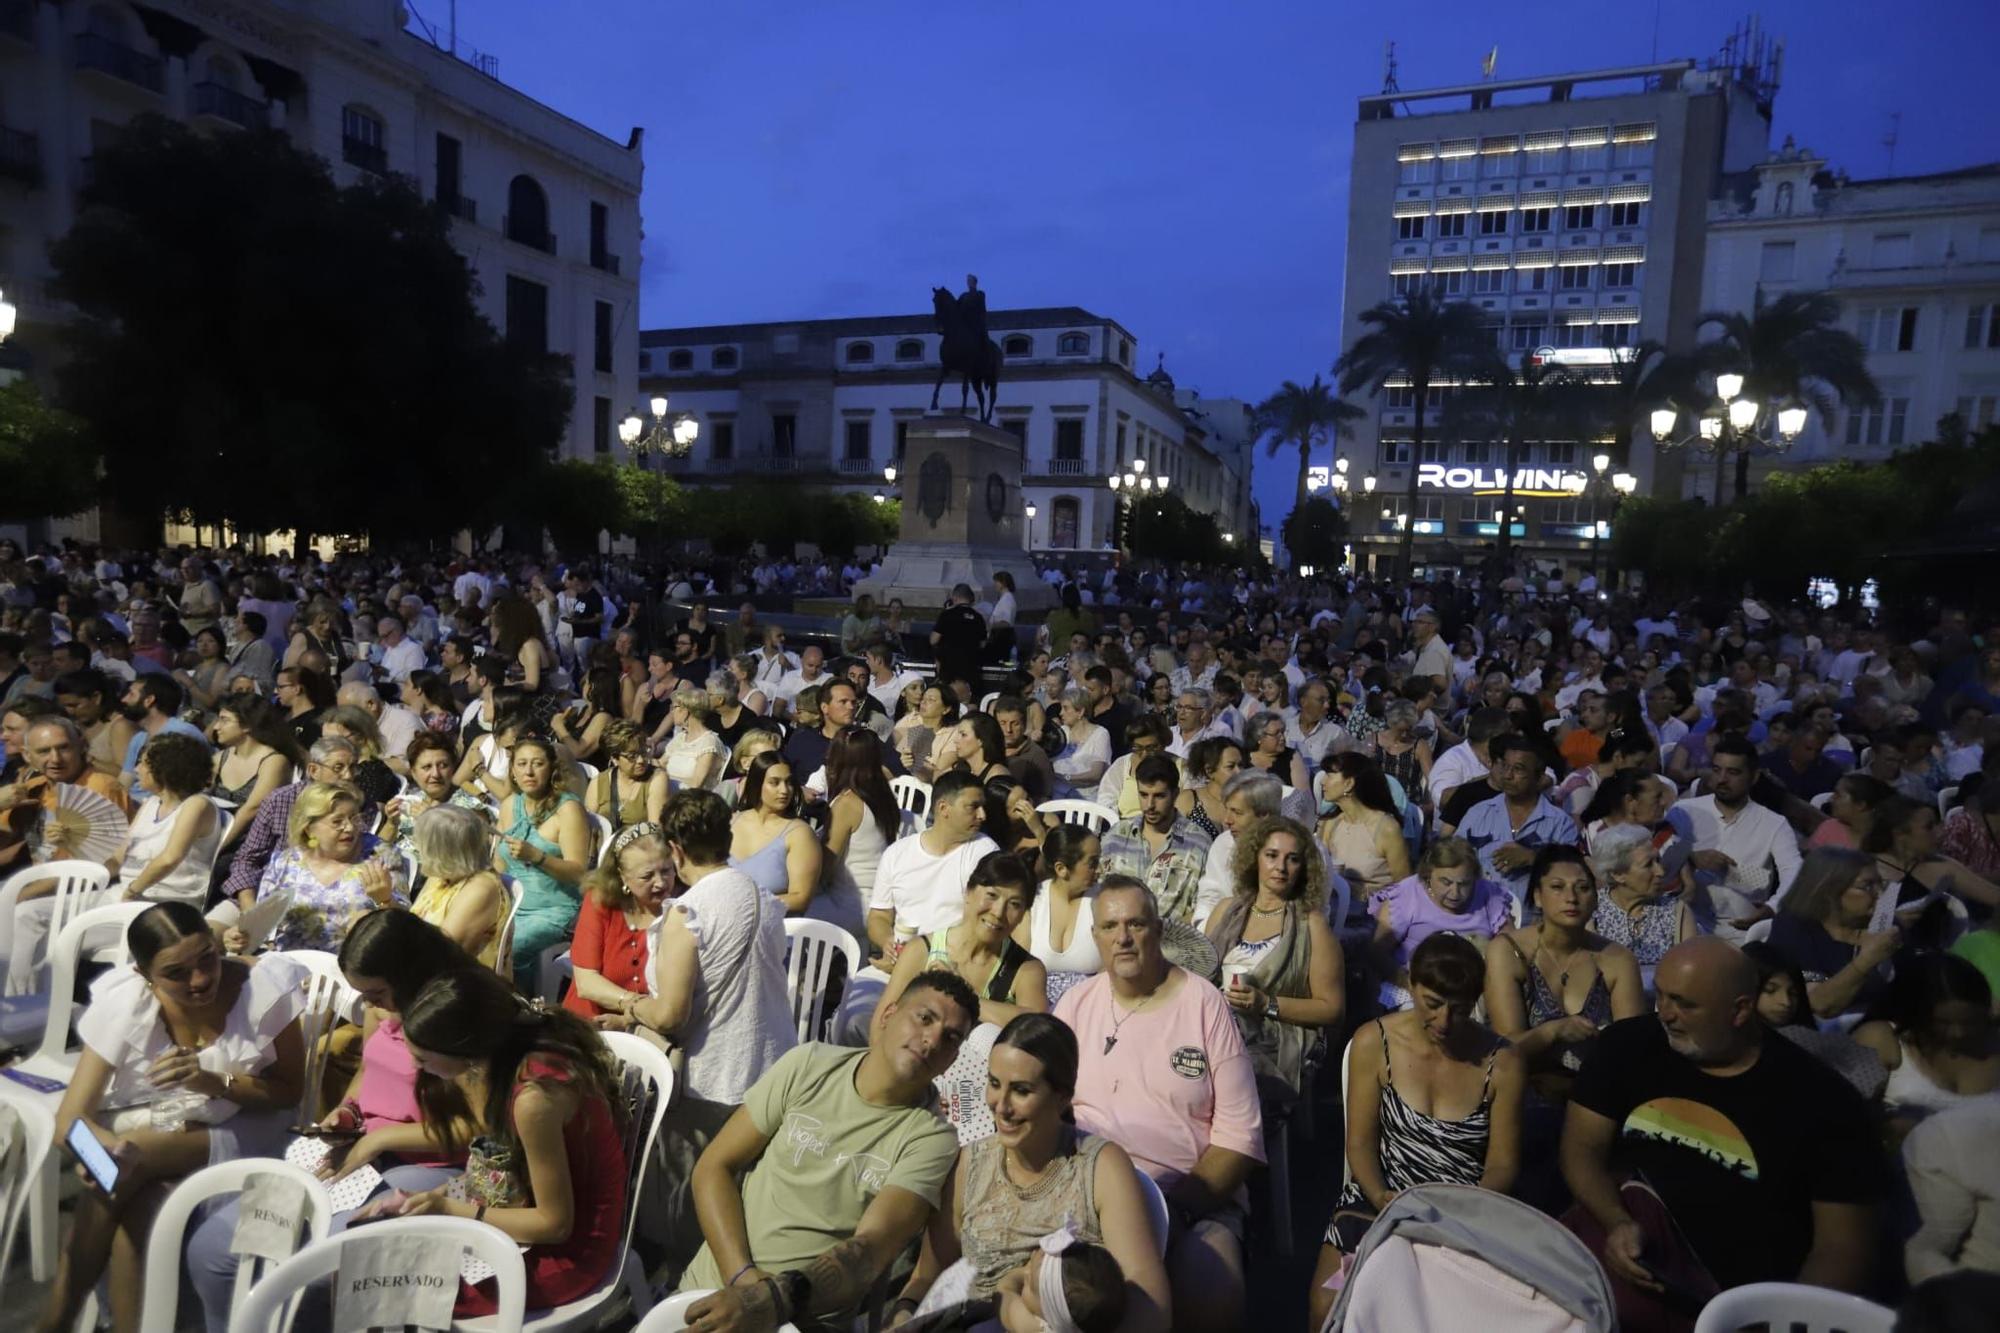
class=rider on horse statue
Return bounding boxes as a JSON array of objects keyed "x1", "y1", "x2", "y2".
[{"x1": 931, "y1": 273, "x2": 1001, "y2": 423}]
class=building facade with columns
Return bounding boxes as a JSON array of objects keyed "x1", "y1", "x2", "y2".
[
  {"x1": 0, "y1": 0, "x2": 641, "y2": 495},
  {"x1": 636, "y1": 308, "x2": 1242, "y2": 553},
  {"x1": 1691, "y1": 148, "x2": 2000, "y2": 492}
]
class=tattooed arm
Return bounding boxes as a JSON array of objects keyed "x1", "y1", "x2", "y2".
[
  {"x1": 784, "y1": 1185, "x2": 937, "y2": 1324},
  {"x1": 684, "y1": 1109, "x2": 777, "y2": 1332}
]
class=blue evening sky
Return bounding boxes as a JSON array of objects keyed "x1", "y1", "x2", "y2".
[{"x1": 434, "y1": 0, "x2": 1999, "y2": 536}]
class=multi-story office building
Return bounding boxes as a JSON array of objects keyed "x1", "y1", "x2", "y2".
[
  {"x1": 1337, "y1": 43, "x2": 1777, "y2": 571},
  {"x1": 0, "y1": 0, "x2": 641, "y2": 513},
  {"x1": 1696, "y1": 145, "x2": 2000, "y2": 490},
  {"x1": 636, "y1": 308, "x2": 1241, "y2": 554}
]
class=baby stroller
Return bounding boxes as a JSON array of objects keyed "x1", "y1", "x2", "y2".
[{"x1": 1324, "y1": 1183, "x2": 1617, "y2": 1333}]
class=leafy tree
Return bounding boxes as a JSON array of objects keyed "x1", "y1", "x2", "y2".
[
  {"x1": 1446, "y1": 354, "x2": 1579, "y2": 566},
  {"x1": 1335, "y1": 285, "x2": 1492, "y2": 572},
  {"x1": 0, "y1": 381, "x2": 97, "y2": 519},
  {"x1": 1253, "y1": 374, "x2": 1365, "y2": 512},
  {"x1": 1279, "y1": 496, "x2": 1348, "y2": 573},
  {"x1": 610, "y1": 464, "x2": 690, "y2": 553},
  {"x1": 49, "y1": 116, "x2": 572, "y2": 542},
  {"x1": 1696, "y1": 290, "x2": 1879, "y2": 501},
  {"x1": 1127, "y1": 491, "x2": 1228, "y2": 565},
  {"x1": 537, "y1": 460, "x2": 631, "y2": 555}
]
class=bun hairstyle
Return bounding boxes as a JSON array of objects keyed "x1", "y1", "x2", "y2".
[
  {"x1": 126, "y1": 901, "x2": 214, "y2": 976},
  {"x1": 401, "y1": 967, "x2": 624, "y2": 1159}
]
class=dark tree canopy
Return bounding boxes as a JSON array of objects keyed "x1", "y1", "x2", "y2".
[
  {"x1": 49, "y1": 116, "x2": 572, "y2": 540},
  {"x1": 0, "y1": 381, "x2": 96, "y2": 520}
]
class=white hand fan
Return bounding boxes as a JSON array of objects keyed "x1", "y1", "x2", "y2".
[{"x1": 38, "y1": 784, "x2": 128, "y2": 864}]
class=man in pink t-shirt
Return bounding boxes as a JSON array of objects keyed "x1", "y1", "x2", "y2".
[{"x1": 1055, "y1": 876, "x2": 1264, "y2": 1329}]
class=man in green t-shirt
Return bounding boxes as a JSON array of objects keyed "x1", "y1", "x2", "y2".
[{"x1": 680, "y1": 969, "x2": 979, "y2": 1330}]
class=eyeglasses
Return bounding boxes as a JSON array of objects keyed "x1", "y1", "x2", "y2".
[{"x1": 316, "y1": 814, "x2": 362, "y2": 831}]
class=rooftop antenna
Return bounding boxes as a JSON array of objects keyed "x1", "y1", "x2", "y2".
[
  {"x1": 1882, "y1": 111, "x2": 1901, "y2": 175},
  {"x1": 1381, "y1": 41, "x2": 1400, "y2": 95},
  {"x1": 1649, "y1": 0, "x2": 1661, "y2": 63}
]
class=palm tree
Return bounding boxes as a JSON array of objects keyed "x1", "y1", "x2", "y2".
[
  {"x1": 1446, "y1": 353, "x2": 1580, "y2": 567},
  {"x1": 1335, "y1": 285, "x2": 1493, "y2": 573},
  {"x1": 1254, "y1": 374, "x2": 1366, "y2": 512},
  {"x1": 1699, "y1": 290, "x2": 1880, "y2": 500}
]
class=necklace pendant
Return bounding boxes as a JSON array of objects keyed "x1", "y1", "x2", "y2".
[{"x1": 1103, "y1": 1035, "x2": 1117, "y2": 1055}]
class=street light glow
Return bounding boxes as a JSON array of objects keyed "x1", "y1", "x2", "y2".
[
  {"x1": 1715, "y1": 372, "x2": 1744, "y2": 402},
  {"x1": 1777, "y1": 405, "x2": 1809, "y2": 439},
  {"x1": 1728, "y1": 397, "x2": 1761, "y2": 432},
  {"x1": 1592, "y1": 453, "x2": 1610, "y2": 474},
  {"x1": 1650, "y1": 408, "x2": 1678, "y2": 441}
]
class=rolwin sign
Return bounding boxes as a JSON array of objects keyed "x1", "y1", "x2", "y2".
[{"x1": 1417, "y1": 464, "x2": 1586, "y2": 497}]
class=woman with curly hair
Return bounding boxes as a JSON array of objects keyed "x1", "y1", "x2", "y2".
[{"x1": 1203, "y1": 814, "x2": 1345, "y2": 1094}]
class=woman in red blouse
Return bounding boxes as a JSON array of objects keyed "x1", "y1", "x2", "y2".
[{"x1": 562, "y1": 822, "x2": 677, "y2": 1025}]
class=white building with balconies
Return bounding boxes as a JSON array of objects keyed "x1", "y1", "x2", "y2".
[
  {"x1": 636, "y1": 308, "x2": 1234, "y2": 553},
  {"x1": 0, "y1": 0, "x2": 641, "y2": 500},
  {"x1": 1694, "y1": 144, "x2": 2000, "y2": 491}
]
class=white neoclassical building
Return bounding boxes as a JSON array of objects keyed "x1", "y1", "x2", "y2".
[
  {"x1": 0, "y1": 0, "x2": 642, "y2": 509},
  {"x1": 1693, "y1": 143, "x2": 2000, "y2": 491},
  {"x1": 635, "y1": 308, "x2": 1250, "y2": 553}
]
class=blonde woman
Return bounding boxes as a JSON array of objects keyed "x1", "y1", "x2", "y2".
[
  {"x1": 586, "y1": 720, "x2": 669, "y2": 831},
  {"x1": 250, "y1": 781, "x2": 407, "y2": 953},
  {"x1": 410, "y1": 805, "x2": 506, "y2": 968},
  {"x1": 720, "y1": 727, "x2": 780, "y2": 807},
  {"x1": 318, "y1": 704, "x2": 401, "y2": 809},
  {"x1": 658, "y1": 688, "x2": 727, "y2": 792}
]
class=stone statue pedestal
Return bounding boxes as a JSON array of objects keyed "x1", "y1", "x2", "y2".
[{"x1": 855, "y1": 416, "x2": 1053, "y2": 617}]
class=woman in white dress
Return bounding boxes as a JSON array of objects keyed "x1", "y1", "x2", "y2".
[
  {"x1": 109, "y1": 732, "x2": 221, "y2": 905},
  {"x1": 1017, "y1": 823, "x2": 1103, "y2": 1008},
  {"x1": 1051, "y1": 687, "x2": 1112, "y2": 795},
  {"x1": 659, "y1": 688, "x2": 728, "y2": 791},
  {"x1": 819, "y1": 727, "x2": 901, "y2": 946}
]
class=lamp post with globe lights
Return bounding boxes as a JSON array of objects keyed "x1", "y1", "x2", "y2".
[
  {"x1": 0, "y1": 289, "x2": 16, "y2": 343},
  {"x1": 1649, "y1": 371, "x2": 1809, "y2": 502},
  {"x1": 619, "y1": 395, "x2": 700, "y2": 464},
  {"x1": 1106, "y1": 456, "x2": 1169, "y2": 550},
  {"x1": 1566, "y1": 452, "x2": 1639, "y2": 582}
]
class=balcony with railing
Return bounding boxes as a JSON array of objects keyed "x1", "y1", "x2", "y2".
[
  {"x1": 504, "y1": 215, "x2": 556, "y2": 254},
  {"x1": 342, "y1": 136, "x2": 387, "y2": 175},
  {"x1": 192, "y1": 80, "x2": 266, "y2": 129},
  {"x1": 589, "y1": 248, "x2": 621, "y2": 275},
  {"x1": 0, "y1": 127, "x2": 40, "y2": 186},
  {"x1": 437, "y1": 193, "x2": 478, "y2": 223},
  {"x1": 74, "y1": 32, "x2": 164, "y2": 93},
  {"x1": 837, "y1": 456, "x2": 875, "y2": 475}
]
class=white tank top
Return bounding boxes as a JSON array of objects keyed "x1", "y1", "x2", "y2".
[
  {"x1": 1028, "y1": 888, "x2": 1102, "y2": 974},
  {"x1": 117, "y1": 796, "x2": 222, "y2": 905}
]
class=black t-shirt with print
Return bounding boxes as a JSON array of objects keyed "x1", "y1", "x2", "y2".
[{"x1": 1569, "y1": 1016, "x2": 1885, "y2": 1290}]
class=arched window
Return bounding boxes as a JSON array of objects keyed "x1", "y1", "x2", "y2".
[
  {"x1": 846, "y1": 341, "x2": 875, "y2": 364},
  {"x1": 895, "y1": 339, "x2": 924, "y2": 362},
  {"x1": 711, "y1": 347, "x2": 739, "y2": 370},
  {"x1": 506, "y1": 174, "x2": 552, "y2": 251},
  {"x1": 666, "y1": 349, "x2": 693, "y2": 371},
  {"x1": 1002, "y1": 334, "x2": 1033, "y2": 357},
  {"x1": 1774, "y1": 181, "x2": 1794, "y2": 215},
  {"x1": 1056, "y1": 331, "x2": 1089, "y2": 356},
  {"x1": 1052, "y1": 496, "x2": 1081, "y2": 549}
]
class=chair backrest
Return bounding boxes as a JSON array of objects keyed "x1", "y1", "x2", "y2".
[
  {"x1": 1034, "y1": 799, "x2": 1117, "y2": 834},
  {"x1": 1689, "y1": 1281, "x2": 1894, "y2": 1333},
  {"x1": 587, "y1": 811, "x2": 615, "y2": 867},
  {"x1": 143, "y1": 1160, "x2": 334, "y2": 1332},
  {"x1": 978, "y1": 691, "x2": 1000, "y2": 714},
  {"x1": 1339, "y1": 1035, "x2": 1356, "y2": 1188},
  {"x1": 1132, "y1": 1166, "x2": 1170, "y2": 1259},
  {"x1": 781, "y1": 918, "x2": 861, "y2": 1044},
  {"x1": 1326, "y1": 868, "x2": 1353, "y2": 935},
  {"x1": 597, "y1": 1032, "x2": 676, "y2": 1262},
  {"x1": 401, "y1": 848, "x2": 421, "y2": 896},
  {"x1": 1809, "y1": 791, "x2": 1836, "y2": 815},
  {"x1": 31, "y1": 902, "x2": 148, "y2": 1072},
  {"x1": 889, "y1": 775, "x2": 931, "y2": 820},
  {"x1": 577, "y1": 761, "x2": 601, "y2": 786},
  {"x1": 1938, "y1": 785, "x2": 1960, "y2": 819},
  {"x1": 492, "y1": 876, "x2": 527, "y2": 977},
  {"x1": 0, "y1": 860, "x2": 113, "y2": 994},
  {"x1": 0, "y1": 1083, "x2": 55, "y2": 1302},
  {"x1": 639, "y1": 1290, "x2": 803, "y2": 1333},
  {"x1": 227, "y1": 1214, "x2": 527, "y2": 1333},
  {"x1": 1742, "y1": 918, "x2": 1774, "y2": 944}
]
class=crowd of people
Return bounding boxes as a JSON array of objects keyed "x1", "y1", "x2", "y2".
[{"x1": 1, "y1": 536, "x2": 1999, "y2": 1331}]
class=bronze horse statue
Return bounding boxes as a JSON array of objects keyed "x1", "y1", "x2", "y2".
[{"x1": 930, "y1": 286, "x2": 1001, "y2": 422}]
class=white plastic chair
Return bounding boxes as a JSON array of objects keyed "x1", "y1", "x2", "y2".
[
  {"x1": 889, "y1": 775, "x2": 932, "y2": 821},
  {"x1": 585, "y1": 810, "x2": 615, "y2": 867},
  {"x1": 15, "y1": 901, "x2": 147, "y2": 1282},
  {"x1": 0, "y1": 1081, "x2": 55, "y2": 1302},
  {"x1": 1938, "y1": 784, "x2": 1960, "y2": 818},
  {"x1": 1339, "y1": 1035, "x2": 1355, "y2": 1189},
  {"x1": 782, "y1": 918, "x2": 861, "y2": 1044},
  {"x1": 1133, "y1": 1165, "x2": 1170, "y2": 1259},
  {"x1": 460, "y1": 1030, "x2": 674, "y2": 1331},
  {"x1": 978, "y1": 691, "x2": 1000, "y2": 714},
  {"x1": 1743, "y1": 918, "x2": 1774, "y2": 944},
  {"x1": 227, "y1": 1214, "x2": 528, "y2": 1333},
  {"x1": 1690, "y1": 1281, "x2": 1894, "y2": 1333},
  {"x1": 1034, "y1": 798, "x2": 1117, "y2": 834},
  {"x1": 638, "y1": 1290, "x2": 802, "y2": 1333},
  {"x1": 1810, "y1": 791, "x2": 1836, "y2": 815},
  {"x1": 142, "y1": 1160, "x2": 334, "y2": 1332},
  {"x1": 492, "y1": 876, "x2": 526, "y2": 978},
  {"x1": 0, "y1": 859, "x2": 113, "y2": 999},
  {"x1": 536, "y1": 943, "x2": 573, "y2": 1005}
]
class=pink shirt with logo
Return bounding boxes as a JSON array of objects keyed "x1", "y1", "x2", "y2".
[{"x1": 1055, "y1": 969, "x2": 1264, "y2": 1187}]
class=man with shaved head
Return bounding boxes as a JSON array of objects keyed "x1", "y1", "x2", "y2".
[{"x1": 1559, "y1": 938, "x2": 1883, "y2": 1326}]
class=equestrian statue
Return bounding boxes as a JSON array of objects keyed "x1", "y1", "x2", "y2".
[{"x1": 930, "y1": 273, "x2": 1001, "y2": 423}]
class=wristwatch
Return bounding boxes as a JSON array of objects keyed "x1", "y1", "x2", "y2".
[{"x1": 1264, "y1": 998, "x2": 1280, "y2": 1021}]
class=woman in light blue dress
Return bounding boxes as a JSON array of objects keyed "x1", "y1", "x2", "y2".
[{"x1": 493, "y1": 735, "x2": 590, "y2": 988}]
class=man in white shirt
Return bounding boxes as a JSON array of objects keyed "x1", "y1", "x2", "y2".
[
  {"x1": 1287, "y1": 680, "x2": 1341, "y2": 770},
  {"x1": 1167, "y1": 688, "x2": 1228, "y2": 759},
  {"x1": 373, "y1": 614, "x2": 428, "y2": 684},
  {"x1": 866, "y1": 769, "x2": 999, "y2": 959},
  {"x1": 397, "y1": 594, "x2": 440, "y2": 648},
  {"x1": 774, "y1": 644, "x2": 831, "y2": 712},
  {"x1": 451, "y1": 560, "x2": 493, "y2": 611},
  {"x1": 1672, "y1": 737, "x2": 1802, "y2": 941},
  {"x1": 1408, "y1": 609, "x2": 1452, "y2": 693},
  {"x1": 862, "y1": 643, "x2": 920, "y2": 714},
  {"x1": 337, "y1": 680, "x2": 422, "y2": 761},
  {"x1": 1429, "y1": 706, "x2": 1511, "y2": 806}
]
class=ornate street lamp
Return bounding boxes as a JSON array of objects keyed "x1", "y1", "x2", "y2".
[{"x1": 619, "y1": 395, "x2": 700, "y2": 459}]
